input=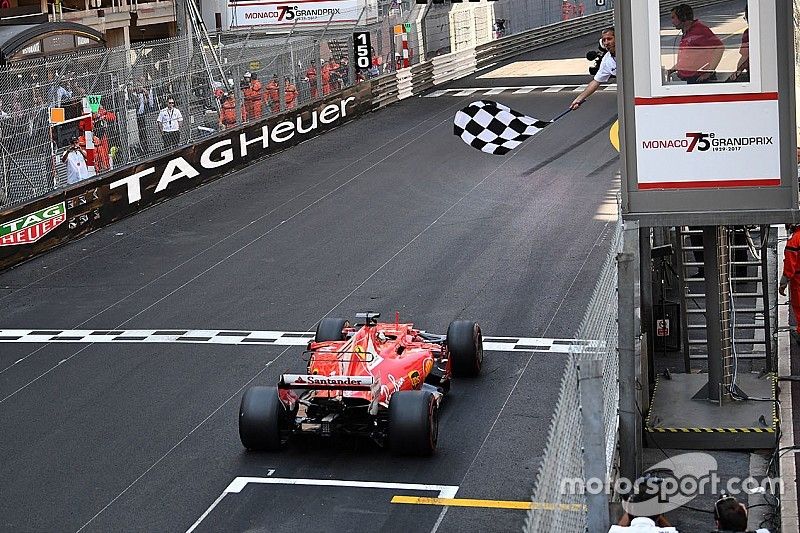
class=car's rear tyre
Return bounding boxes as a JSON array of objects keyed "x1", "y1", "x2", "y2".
[
  {"x1": 315, "y1": 318, "x2": 350, "y2": 342},
  {"x1": 239, "y1": 386, "x2": 285, "y2": 451},
  {"x1": 388, "y1": 390, "x2": 438, "y2": 456},
  {"x1": 447, "y1": 320, "x2": 483, "y2": 378}
]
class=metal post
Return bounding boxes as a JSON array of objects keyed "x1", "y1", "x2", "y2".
[
  {"x1": 639, "y1": 226, "x2": 654, "y2": 387},
  {"x1": 618, "y1": 219, "x2": 642, "y2": 483},
  {"x1": 702, "y1": 226, "x2": 724, "y2": 404},
  {"x1": 579, "y1": 358, "x2": 611, "y2": 533}
]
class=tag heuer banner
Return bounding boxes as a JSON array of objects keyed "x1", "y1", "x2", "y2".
[{"x1": 228, "y1": 0, "x2": 360, "y2": 28}]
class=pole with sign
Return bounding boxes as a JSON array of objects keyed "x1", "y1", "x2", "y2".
[{"x1": 353, "y1": 31, "x2": 371, "y2": 71}]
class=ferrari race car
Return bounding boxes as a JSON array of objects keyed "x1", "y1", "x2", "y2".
[{"x1": 239, "y1": 312, "x2": 483, "y2": 455}]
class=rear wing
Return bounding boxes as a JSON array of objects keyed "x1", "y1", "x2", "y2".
[{"x1": 279, "y1": 374, "x2": 375, "y2": 390}]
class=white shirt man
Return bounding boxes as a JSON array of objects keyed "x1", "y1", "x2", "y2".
[
  {"x1": 608, "y1": 517, "x2": 678, "y2": 532},
  {"x1": 157, "y1": 99, "x2": 183, "y2": 150},
  {"x1": 61, "y1": 140, "x2": 88, "y2": 185},
  {"x1": 595, "y1": 49, "x2": 617, "y2": 83},
  {"x1": 571, "y1": 27, "x2": 617, "y2": 110}
]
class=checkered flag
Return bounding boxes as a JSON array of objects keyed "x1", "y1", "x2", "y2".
[{"x1": 454, "y1": 100, "x2": 552, "y2": 155}]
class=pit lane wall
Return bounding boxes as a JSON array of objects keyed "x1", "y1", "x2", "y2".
[{"x1": 0, "y1": 85, "x2": 372, "y2": 270}]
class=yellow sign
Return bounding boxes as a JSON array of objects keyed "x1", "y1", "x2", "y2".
[
  {"x1": 249, "y1": 60, "x2": 261, "y2": 71},
  {"x1": 610, "y1": 119, "x2": 619, "y2": 152}
]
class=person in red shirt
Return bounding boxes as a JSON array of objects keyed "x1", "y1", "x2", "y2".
[
  {"x1": 242, "y1": 72, "x2": 263, "y2": 121},
  {"x1": 667, "y1": 3, "x2": 724, "y2": 83},
  {"x1": 306, "y1": 60, "x2": 318, "y2": 98},
  {"x1": 284, "y1": 76, "x2": 297, "y2": 110},
  {"x1": 218, "y1": 93, "x2": 237, "y2": 130},
  {"x1": 780, "y1": 224, "x2": 800, "y2": 340},
  {"x1": 265, "y1": 74, "x2": 280, "y2": 113},
  {"x1": 729, "y1": 6, "x2": 749, "y2": 82}
]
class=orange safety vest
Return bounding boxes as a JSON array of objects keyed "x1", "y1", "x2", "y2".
[
  {"x1": 243, "y1": 79, "x2": 263, "y2": 120},
  {"x1": 220, "y1": 99, "x2": 237, "y2": 126},
  {"x1": 285, "y1": 83, "x2": 297, "y2": 109},
  {"x1": 785, "y1": 229, "x2": 800, "y2": 332}
]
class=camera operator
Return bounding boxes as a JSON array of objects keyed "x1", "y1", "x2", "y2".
[
  {"x1": 571, "y1": 27, "x2": 616, "y2": 110},
  {"x1": 712, "y1": 495, "x2": 770, "y2": 533},
  {"x1": 61, "y1": 135, "x2": 88, "y2": 185}
]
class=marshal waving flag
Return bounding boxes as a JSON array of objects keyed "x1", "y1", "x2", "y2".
[{"x1": 454, "y1": 100, "x2": 568, "y2": 155}]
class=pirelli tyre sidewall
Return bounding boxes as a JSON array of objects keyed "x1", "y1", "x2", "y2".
[
  {"x1": 388, "y1": 390, "x2": 439, "y2": 456},
  {"x1": 447, "y1": 320, "x2": 483, "y2": 378},
  {"x1": 239, "y1": 385, "x2": 285, "y2": 451}
]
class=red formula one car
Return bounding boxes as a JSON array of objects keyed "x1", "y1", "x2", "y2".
[{"x1": 239, "y1": 312, "x2": 483, "y2": 455}]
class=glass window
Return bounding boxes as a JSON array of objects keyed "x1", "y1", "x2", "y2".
[{"x1": 657, "y1": 0, "x2": 751, "y2": 86}]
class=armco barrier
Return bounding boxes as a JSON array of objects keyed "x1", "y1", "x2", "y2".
[{"x1": 0, "y1": 84, "x2": 373, "y2": 270}]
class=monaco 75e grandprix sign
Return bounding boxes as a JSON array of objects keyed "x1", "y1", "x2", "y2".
[
  {"x1": 228, "y1": 0, "x2": 359, "y2": 27},
  {"x1": 635, "y1": 96, "x2": 781, "y2": 189}
]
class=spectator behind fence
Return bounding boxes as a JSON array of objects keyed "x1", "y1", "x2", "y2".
[
  {"x1": 219, "y1": 92, "x2": 237, "y2": 130},
  {"x1": 306, "y1": 60, "x2": 318, "y2": 98},
  {"x1": 284, "y1": 76, "x2": 297, "y2": 110},
  {"x1": 135, "y1": 84, "x2": 155, "y2": 151},
  {"x1": 265, "y1": 74, "x2": 280, "y2": 113},
  {"x1": 242, "y1": 71, "x2": 263, "y2": 121},
  {"x1": 92, "y1": 106, "x2": 117, "y2": 171},
  {"x1": 157, "y1": 97, "x2": 182, "y2": 150},
  {"x1": 61, "y1": 136, "x2": 88, "y2": 185},
  {"x1": 712, "y1": 494, "x2": 770, "y2": 532}
]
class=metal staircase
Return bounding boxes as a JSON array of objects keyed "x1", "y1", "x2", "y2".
[{"x1": 674, "y1": 226, "x2": 777, "y2": 373}]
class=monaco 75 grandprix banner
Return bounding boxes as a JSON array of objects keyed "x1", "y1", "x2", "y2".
[
  {"x1": 228, "y1": 0, "x2": 359, "y2": 27},
  {"x1": 635, "y1": 98, "x2": 781, "y2": 189}
]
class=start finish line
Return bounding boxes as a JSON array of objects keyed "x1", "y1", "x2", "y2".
[{"x1": 0, "y1": 329, "x2": 600, "y2": 353}]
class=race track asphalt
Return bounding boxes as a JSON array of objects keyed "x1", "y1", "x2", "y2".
[{"x1": 0, "y1": 32, "x2": 618, "y2": 533}]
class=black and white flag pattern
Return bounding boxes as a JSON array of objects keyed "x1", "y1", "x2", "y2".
[{"x1": 453, "y1": 100, "x2": 551, "y2": 155}]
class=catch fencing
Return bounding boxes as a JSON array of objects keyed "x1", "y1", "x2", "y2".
[
  {"x1": 0, "y1": 4, "x2": 412, "y2": 209},
  {"x1": 523, "y1": 216, "x2": 624, "y2": 533}
]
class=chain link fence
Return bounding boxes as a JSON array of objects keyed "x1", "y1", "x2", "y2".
[
  {"x1": 0, "y1": 3, "x2": 419, "y2": 209},
  {"x1": 524, "y1": 217, "x2": 623, "y2": 533}
]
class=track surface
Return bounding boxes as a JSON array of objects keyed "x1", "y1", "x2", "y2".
[{"x1": 0, "y1": 33, "x2": 617, "y2": 533}]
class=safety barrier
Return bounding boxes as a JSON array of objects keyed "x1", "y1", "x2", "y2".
[
  {"x1": 0, "y1": 86, "x2": 373, "y2": 269},
  {"x1": 524, "y1": 217, "x2": 624, "y2": 533}
]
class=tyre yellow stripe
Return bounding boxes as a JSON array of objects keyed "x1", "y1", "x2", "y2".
[{"x1": 390, "y1": 496, "x2": 584, "y2": 511}]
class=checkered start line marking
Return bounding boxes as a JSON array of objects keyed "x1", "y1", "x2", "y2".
[
  {"x1": 424, "y1": 84, "x2": 617, "y2": 98},
  {"x1": 0, "y1": 330, "x2": 601, "y2": 353}
]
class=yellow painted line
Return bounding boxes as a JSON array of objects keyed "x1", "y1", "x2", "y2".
[
  {"x1": 610, "y1": 119, "x2": 619, "y2": 152},
  {"x1": 390, "y1": 495, "x2": 585, "y2": 511}
]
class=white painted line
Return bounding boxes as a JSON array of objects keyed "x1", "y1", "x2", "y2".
[
  {"x1": 542, "y1": 85, "x2": 566, "y2": 93},
  {"x1": 424, "y1": 90, "x2": 448, "y2": 98},
  {"x1": 225, "y1": 476, "x2": 459, "y2": 497},
  {"x1": 185, "y1": 491, "x2": 228, "y2": 533},
  {"x1": 484, "y1": 87, "x2": 511, "y2": 95},
  {"x1": 603, "y1": 84, "x2": 618, "y2": 91},
  {"x1": 451, "y1": 88, "x2": 479, "y2": 97},
  {"x1": 572, "y1": 84, "x2": 588, "y2": 93},
  {"x1": 188, "y1": 476, "x2": 459, "y2": 532}
]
